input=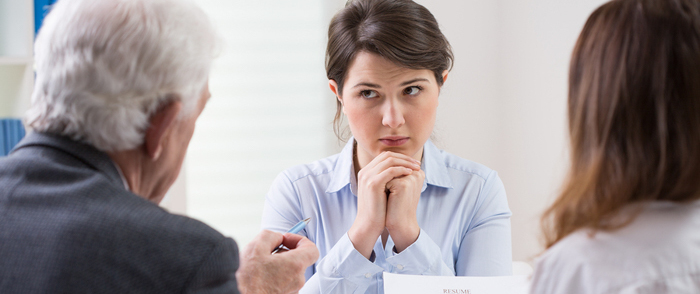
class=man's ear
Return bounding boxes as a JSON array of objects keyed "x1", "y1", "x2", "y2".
[
  {"x1": 441, "y1": 70, "x2": 449, "y2": 84},
  {"x1": 144, "y1": 101, "x2": 182, "y2": 160},
  {"x1": 329, "y1": 79, "x2": 343, "y2": 106}
]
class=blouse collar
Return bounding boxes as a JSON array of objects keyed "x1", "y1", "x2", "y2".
[{"x1": 325, "y1": 137, "x2": 453, "y2": 196}]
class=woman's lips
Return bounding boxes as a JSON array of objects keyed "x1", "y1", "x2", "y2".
[{"x1": 379, "y1": 136, "x2": 409, "y2": 146}]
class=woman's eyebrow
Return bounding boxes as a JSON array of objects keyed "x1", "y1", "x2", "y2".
[
  {"x1": 400, "y1": 78, "x2": 430, "y2": 86},
  {"x1": 352, "y1": 82, "x2": 381, "y2": 89},
  {"x1": 352, "y1": 78, "x2": 430, "y2": 89}
]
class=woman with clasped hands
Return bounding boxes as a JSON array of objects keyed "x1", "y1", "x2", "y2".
[
  {"x1": 261, "y1": 0, "x2": 513, "y2": 293},
  {"x1": 530, "y1": 0, "x2": 700, "y2": 292}
]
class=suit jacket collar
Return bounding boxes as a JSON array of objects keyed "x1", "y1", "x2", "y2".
[{"x1": 12, "y1": 132, "x2": 125, "y2": 190}]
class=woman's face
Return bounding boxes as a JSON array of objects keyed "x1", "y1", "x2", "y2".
[{"x1": 330, "y1": 51, "x2": 447, "y2": 168}]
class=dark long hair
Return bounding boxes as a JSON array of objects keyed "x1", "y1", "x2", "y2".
[
  {"x1": 542, "y1": 0, "x2": 700, "y2": 249},
  {"x1": 326, "y1": 0, "x2": 453, "y2": 139}
]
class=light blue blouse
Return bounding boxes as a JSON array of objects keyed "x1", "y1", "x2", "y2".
[{"x1": 262, "y1": 138, "x2": 512, "y2": 294}]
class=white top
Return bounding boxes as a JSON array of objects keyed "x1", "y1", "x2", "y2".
[{"x1": 530, "y1": 200, "x2": 700, "y2": 294}]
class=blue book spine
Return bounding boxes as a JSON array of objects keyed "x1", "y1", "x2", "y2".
[
  {"x1": 34, "y1": 0, "x2": 59, "y2": 36},
  {"x1": 0, "y1": 119, "x2": 25, "y2": 157}
]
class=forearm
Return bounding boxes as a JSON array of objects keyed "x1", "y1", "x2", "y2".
[
  {"x1": 185, "y1": 238, "x2": 240, "y2": 294},
  {"x1": 385, "y1": 229, "x2": 454, "y2": 276},
  {"x1": 347, "y1": 222, "x2": 382, "y2": 260},
  {"x1": 304, "y1": 233, "x2": 384, "y2": 294},
  {"x1": 385, "y1": 221, "x2": 419, "y2": 253}
]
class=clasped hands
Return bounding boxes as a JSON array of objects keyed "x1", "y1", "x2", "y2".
[{"x1": 348, "y1": 151, "x2": 425, "y2": 259}]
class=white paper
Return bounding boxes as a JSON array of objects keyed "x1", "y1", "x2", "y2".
[{"x1": 383, "y1": 272, "x2": 530, "y2": 294}]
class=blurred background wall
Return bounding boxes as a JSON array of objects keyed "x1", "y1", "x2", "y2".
[{"x1": 418, "y1": 0, "x2": 609, "y2": 263}]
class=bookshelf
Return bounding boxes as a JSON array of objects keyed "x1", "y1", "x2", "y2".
[{"x1": 0, "y1": 0, "x2": 34, "y2": 118}]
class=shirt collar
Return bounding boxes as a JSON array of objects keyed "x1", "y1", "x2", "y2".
[
  {"x1": 324, "y1": 137, "x2": 453, "y2": 196},
  {"x1": 422, "y1": 139, "x2": 453, "y2": 190},
  {"x1": 325, "y1": 139, "x2": 357, "y2": 195},
  {"x1": 111, "y1": 160, "x2": 131, "y2": 191}
]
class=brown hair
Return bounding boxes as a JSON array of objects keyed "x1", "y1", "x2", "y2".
[
  {"x1": 326, "y1": 0, "x2": 454, "y2": 139},
  {"x1": 542, "y1": 0, "x2": 700, "y2": 249}
]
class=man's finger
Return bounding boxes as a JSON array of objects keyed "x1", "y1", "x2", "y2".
[
  {"x1": 249, "y1": 230, "x2": 284, "y2": 255},
  {"x1": 279, "y1": 234, "x2": 319, "y2": 264},
  {"x1": 280, "y1": 232, "x2": 305, "y2": 249}
]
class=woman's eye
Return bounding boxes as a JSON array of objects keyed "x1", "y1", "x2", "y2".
[
  {"x1": 403, "y1": 86, "x2": 421, "y2": 95},
  {"x1": 360, "y1": 90, "x2": 378, "y2": 99}
]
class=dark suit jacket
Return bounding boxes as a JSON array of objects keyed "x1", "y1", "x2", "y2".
[{"x1": 0, "y1": 132, "x2": 240, "y2": 294}]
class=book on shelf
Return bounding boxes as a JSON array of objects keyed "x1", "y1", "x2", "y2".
[
  {"x1": 0, "y1": 119, "x2": 26, "y2": 157},
  {"x1": 34, "y1": 0, "x2": 59, "y2": 36}
]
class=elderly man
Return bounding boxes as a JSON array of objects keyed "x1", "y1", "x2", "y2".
[{"x1": 0, "y1": 0, "x2": 318, "y2": 293}]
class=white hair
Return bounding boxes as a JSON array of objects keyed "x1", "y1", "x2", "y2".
[{"x1": 27, "y1": 0, "x2": 217, "y2": 152}]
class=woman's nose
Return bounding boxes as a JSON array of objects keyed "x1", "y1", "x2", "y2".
[{"x1": 381, "y1": 99, "x2": 406, "y2": 129}]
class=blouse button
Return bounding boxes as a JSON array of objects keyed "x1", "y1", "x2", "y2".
[
  {"x1": 396, "y1": 264, "x2": 404, "y2": 270},
  {"x1": 365, "y1": 273, "x2": 372, "y2": 278}
]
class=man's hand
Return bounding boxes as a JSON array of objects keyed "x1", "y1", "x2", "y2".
[{"x1": 236, "y1": 230, "x2": 319, "y2": 294}]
